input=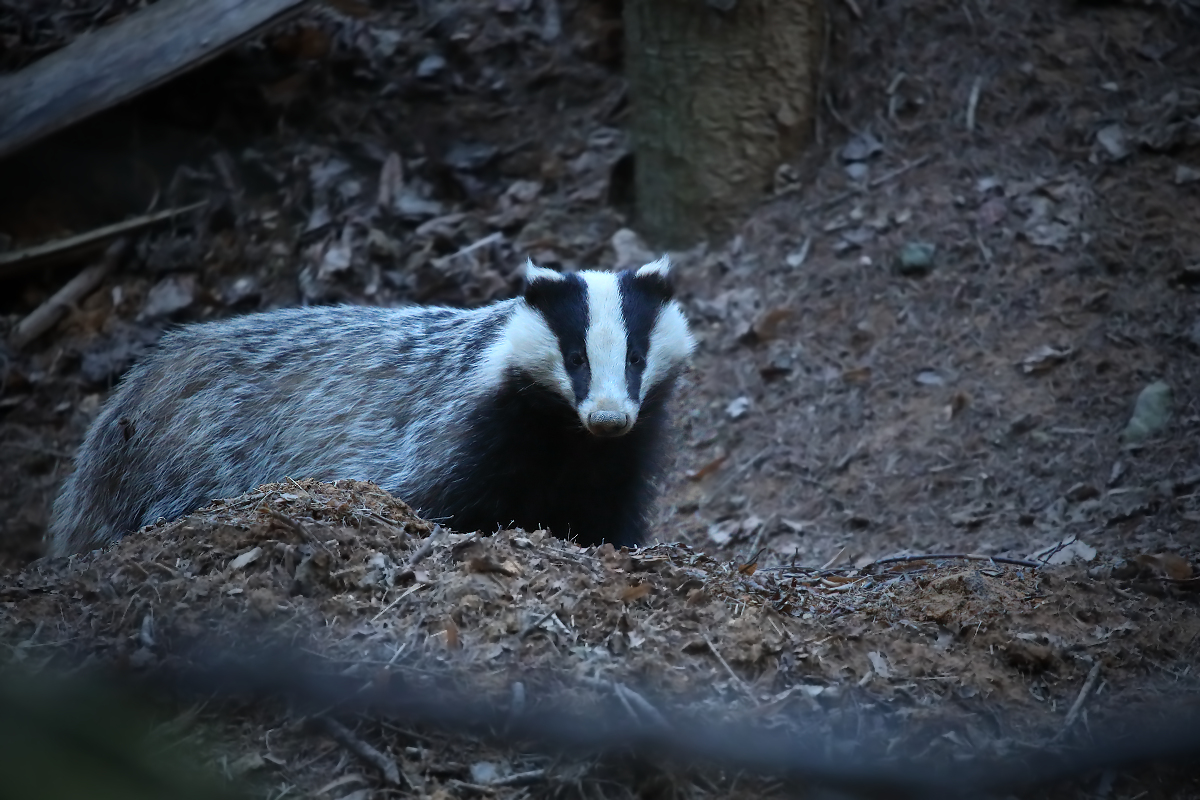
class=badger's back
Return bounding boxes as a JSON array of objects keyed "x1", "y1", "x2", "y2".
[{"x1": 47, "y1": 303, "x2": 517, "y2": 555}]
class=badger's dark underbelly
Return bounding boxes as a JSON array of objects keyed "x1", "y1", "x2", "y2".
[{"x1": 427, "y1": 381, "x2": 671, "y2": 547}]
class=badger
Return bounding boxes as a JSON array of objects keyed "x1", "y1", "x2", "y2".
[{"x1": 47, "y1": 257, "x2": 695, "y2": 556}]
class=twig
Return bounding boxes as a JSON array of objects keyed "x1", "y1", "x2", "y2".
[
  {"x1": 394, "y1": 524, "x2": 444, "y2": 582},
  {"x1": 703, "y1": 635, "x2": 754, "y2": 701},
  {"x1": 9, "y1": 237, "x2": 131, "y2": 350},
  {"x1": 614, "y1": 682, "x2": 671, "y2": 729},
  {"x1": 802, "y1": 154, "x2": 935, "y2": 215},
  {"x1": 315, "y1": 716, "x2": 405, "y2": 786},
  {"x1": 841, "y1": 0, "x2": 863, "y2": 20},
  {"x1": 699, "y1": 446, "x2": 773, "y2": 510},
  {"x1": 819, "y1": 547, "x2": 846, "y2": 571},
  {"x1": 868, "y1": 553, "x2": 1042, "y2": 570},
  {"x1": 1032, "y1": 534, "x2": 1079, "y2": 566},
  {"x1": 518, "y1": 608, "x2": 560, "y2": 639},
  {"x1": 868, "y1": 153, "x2": 935, "y2": 188},
  {"x1": 1058, "y1": 662, "x2": 1102, "y2": 739},
  {"x1": 821, "y1": 576, "x2": 868, "y2": 593},
  {"x1": 965, "y1": 76, "x2": 983, "y2": 132},
  {"x1": 491, "y1": 769, "x2": 547, "y2": 787},
  {"x1": 431, "y1": 232, "x2": 503, "y2": 268},
  {"x1": 612, "y1": 680, "x2": 639, "y2": 721},
  {"x1": 0, "y1": 203, "x2": 205, "y2": 278},
  {"x1": 406, "y1": 524, "x2": 443, "y2": 568},
  {"x1": 369, "y1": 583, "x2": 423, "y2": 623}
]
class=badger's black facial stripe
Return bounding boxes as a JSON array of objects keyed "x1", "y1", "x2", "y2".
[
  {"x1": 632, "y1": 269, "x2": 673, "y2": 302},
  {"x1": 618, "y1": 270, "x2": 663, "y2": 402},
  {"x1": 525, "y1": 273, "x2": 591, "y2": 402}
]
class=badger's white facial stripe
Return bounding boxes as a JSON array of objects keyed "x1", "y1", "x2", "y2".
[
  {"x1": 477, "y1": 303, "x2": 573, "y2": 400},
  {"x1": 578, "y1": 271, "x2": 638, "y2": 424},
  {"x1": 641, "y1": 301, "x2": 695, "y2": 400},
  {"x1": 636, "y1": 255, "x2": 672, "y2": 280}
]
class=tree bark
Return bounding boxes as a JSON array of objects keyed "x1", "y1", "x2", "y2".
[{"x1": 624, "y1": 0, "x2": 820, "y2": 248}]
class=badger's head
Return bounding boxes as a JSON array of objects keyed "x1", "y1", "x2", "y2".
[{"x1": 486, "y1": 256, "x2": 695, "y2": 437}]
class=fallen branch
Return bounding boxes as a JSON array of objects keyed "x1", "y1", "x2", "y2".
[
  {"x1": 867, "y1": 553, "x2": 1043, "y2": 570},
  {"x1": 868, "y1": 153, "x2": 935, "y2": 189},
  {"x1": 0, "y1": 203, "x2": 205, "y2": 279},
  {"x1": 1058, "y1": 662, "x2": 1102, "y2": 740},
  {"x1": 315, "y1": 716, "x2": 405, "y2": 787},
  {"x1": 703, "y1": 634, "x2": 755, "y2": 701},
  {"x1": 431, "y1": 232, "x2": 504, "y2": 269},
  {"x1": 0, "y1": 0, "x2": 309, "y2": 160},
  {"x1": 399, "y1": 524, "x2": 443, "y2": 572},
  {"x1": 9, "y1": 237, "x2": 131, "y2": 350}
]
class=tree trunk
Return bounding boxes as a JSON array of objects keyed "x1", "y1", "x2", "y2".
[{"x1": 624, "y1": 0, "x2": 820, "y2": 248}]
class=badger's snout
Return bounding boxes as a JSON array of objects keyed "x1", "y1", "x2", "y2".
[{"x1": 585, "y1": 409, "x2": 633, "y2": 437}]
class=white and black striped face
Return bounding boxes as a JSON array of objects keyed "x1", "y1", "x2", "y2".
[{"x1": 486, "y1": 257, "x2": 694, "y2": 437}]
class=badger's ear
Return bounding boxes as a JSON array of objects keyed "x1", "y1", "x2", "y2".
[
  {"x1": 522, "y1": 258, "x2": 572, "y2": 308},
  {"x1": 633, "y1": 255, "x2": 674, "y2": 300},
  {"x1": 523, "y1": 259, "x2": 566, "y2": 289}
]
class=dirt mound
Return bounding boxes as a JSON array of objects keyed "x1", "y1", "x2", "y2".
[{"x1": 3, "y1": 481, "x2": 1197, "y2": 796}]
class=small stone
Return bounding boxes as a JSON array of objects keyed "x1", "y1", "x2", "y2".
[
  {"x1": 1120, "y1": 380, "x2": 1172, "y2": 444},
  {"x1": 840, "y1": 131, "x2": 883, "y2": 162},
  {"x1": 142, "y1": 274, "x2": 197, "y2": 318},
  {"x1": 845, "y1": 162, "x2": 869, "y2": 181},
  {"x1": 416, "y1": 53, "x2": 446, "y2": 78},
  {"x1": 469, "y1": 762, "x2": 502, "y2": 784},
  {"x1": 726, "y1": 396, "x2": 751, "y2": 420},
  {"x1": 894, "y1": 241, "x2": 936, "y2": 276},
  {"x1": 1096, "y1": 124, "x2": 1130, "y2": 160},
  {"x1": 1175, "y1": 165, "x2": 1200, "y2": 185}
]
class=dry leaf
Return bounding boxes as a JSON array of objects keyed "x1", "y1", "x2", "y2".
[
  {"x1": 444, "y1": 618, "x2": 460, "y2": 649},
  {"x1": 842, "y1": 366, "x2": 872, "y2": 384},
  {"x1": 1135, "y1": 553, "x2": 1194, "y2": 581},
  {"x1": 1019, "y1": 344, "x2": 1074, "y2": 375},
  {"x1": 737, "y1": 561, "x2": 758, "y2": 576},
  {"x1": 752, "y1": 307, "x2": 794, "y2": 341},
  {"x1": 621, "y1": 583, "x2": 652, "y2": 602},
  {"x1": 377, "y1": 152, "x2": 404, "y2": 209},
  {"x1": 229, "y1": 546, "x2": 262, "y2": 571},
  {"x1": 467, "y1": 555, "x2": 518, "y2": 575},
  {"x1": 866, "y1": 651, "x2": 893, "y2": 678},
  {"x1": 686, "y1": 453, "x2": 728, "y2": 481},
  {"x1": 947, "y1": 391, "x2": 970, "y2": 419}
]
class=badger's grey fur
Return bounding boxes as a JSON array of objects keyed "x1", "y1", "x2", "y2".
[{"x1": 47, "y1": 257, "x2": 695, "y2": 556}]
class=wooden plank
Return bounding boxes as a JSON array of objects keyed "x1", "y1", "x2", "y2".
[{"x1": 0, "y1": 0, "x2": 311, "y2": 162}]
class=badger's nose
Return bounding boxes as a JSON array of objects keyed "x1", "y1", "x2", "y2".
[{"x1": 586, "y1": 410, "x2": 632, "y2": 437}]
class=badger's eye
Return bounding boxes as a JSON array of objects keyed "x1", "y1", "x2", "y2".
[
  {"x1": 628, "y1": 353, "x2": 644, "y2": 367},
  {"x1": 568, "y1": 352, "x2": 586, "y2": 368}
]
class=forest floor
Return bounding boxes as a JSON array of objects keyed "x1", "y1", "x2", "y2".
[{"x1": 1, "y1": 0, "x2": 1199, "y2": 798}]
